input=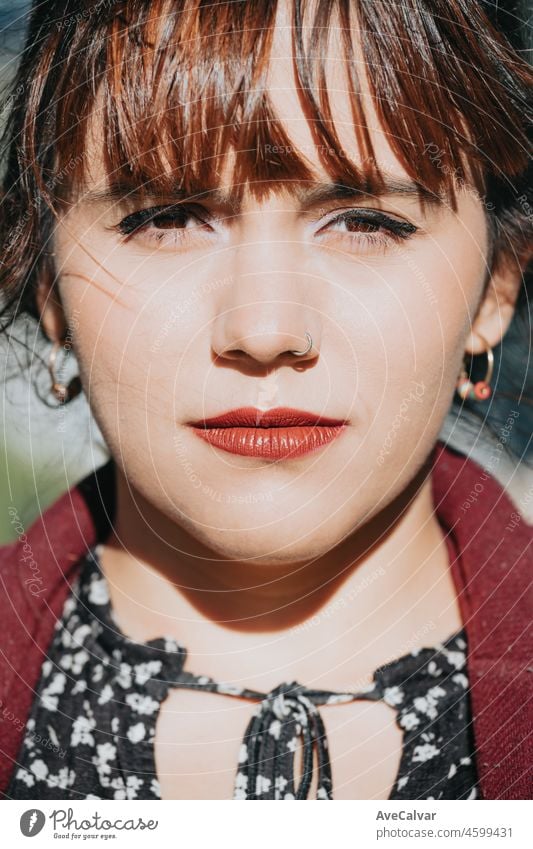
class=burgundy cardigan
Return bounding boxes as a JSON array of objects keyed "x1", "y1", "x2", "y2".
[{"x1": 0, "y1": 440, "x2": 531, "y2": 799}]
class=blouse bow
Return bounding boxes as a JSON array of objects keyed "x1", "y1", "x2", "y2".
[{"x1": 234, "y1": 680, "x2": 334, "y2": 800}]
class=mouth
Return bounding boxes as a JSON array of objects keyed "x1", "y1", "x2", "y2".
[{"x1": 188, "y1": 406, "x2": 348, "y2": 459}]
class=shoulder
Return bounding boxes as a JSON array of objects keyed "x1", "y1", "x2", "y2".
[
  {"x1": 0, "y1": 481, "x2": 98, "y2": 704},
  {"x1": 0, "y1": 463, "x2": 113, "y2": 797},
  {"x1": 0, "y1": 483, "x2": 96, "y2": 605},
  {"x1": 432, "y1": 438, "x2": 531, "y2": 562},
  {"x1": 432, "y1": 440, "x2": 532, "y2": 799},
  {"x1": 0, "y1": 459, "x2": 115, "y2": 597},
  {"x1": 0, "y1": 458, "x2": 114, "y2": 665},
  {"x1": 431, "y1": 438, "x2": 531, "y2": 644}
]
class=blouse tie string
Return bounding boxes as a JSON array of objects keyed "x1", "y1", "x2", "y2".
[
  {"x1": 236, "y1": 680, "x2": 333, "y2": 800},
  {"x1": 154, "y1": 667, "x2": 384, "y2": 801}
]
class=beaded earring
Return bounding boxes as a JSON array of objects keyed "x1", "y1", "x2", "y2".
[
  {"x1": 456, "y1": 334, "x2": 494, "y2": 401},
  {"x1": 48, "y1": 338, "x2": 82, "y2": 403}
]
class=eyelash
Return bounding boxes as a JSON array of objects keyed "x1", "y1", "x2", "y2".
[{"x1": 113, "y1": 204, "x2": 418, "y2": 252}]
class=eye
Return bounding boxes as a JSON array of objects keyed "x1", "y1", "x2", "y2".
[
  {"x1": 316, "y1": 208, "x2": 417, "y2": 253},
  {"x1": 113, "y1": 203, "x2": 216, "y2": 247}
]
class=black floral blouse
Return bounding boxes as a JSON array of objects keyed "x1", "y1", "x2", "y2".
[{"x1": 8, "y1": 546, "x2": 481, "y2": 800}]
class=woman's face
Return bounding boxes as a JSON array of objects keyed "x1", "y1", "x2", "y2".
[{"x1": 50, "y1": 9, "x2": 499, "y2": 564}]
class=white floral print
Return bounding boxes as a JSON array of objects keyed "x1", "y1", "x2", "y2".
[{"x1": 8, "y1": 547, "x2": 480, "y2": 801}]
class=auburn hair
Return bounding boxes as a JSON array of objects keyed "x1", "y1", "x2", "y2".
[{"x1": 1, "y1": 0, "x2": 532, "y2": 455}]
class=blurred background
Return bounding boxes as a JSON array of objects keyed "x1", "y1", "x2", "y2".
[
  {"x1": 0, "y1": 1, "x2": 532, "y2": 542},
  {"x1": 0, "y1": 3, "x2": 109, "y2": 541}
]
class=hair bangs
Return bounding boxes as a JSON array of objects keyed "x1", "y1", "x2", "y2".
[{"x1": 32, "y1": 0, "x2": 526, "y2": 217}]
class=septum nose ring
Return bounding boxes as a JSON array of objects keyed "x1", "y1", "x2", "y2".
[{"x1": 289, "y1": 331, "x2": 313, "y2": 357}]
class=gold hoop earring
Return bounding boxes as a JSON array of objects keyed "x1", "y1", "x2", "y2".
[
  {"x1": 48, "y1": 339, "x2": 82, "y2": 404},
  {"x1": 456, "y1": 333, "x2": 494, "y2": 401}
]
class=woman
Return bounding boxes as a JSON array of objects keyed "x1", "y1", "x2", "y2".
[{"x1": 0, "y1": 0, "x2": 531, "y2": 800}]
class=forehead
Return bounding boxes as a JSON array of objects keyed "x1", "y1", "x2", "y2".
[{"x1": 81, "y1": 0, "x2": 411, "y2": 200}]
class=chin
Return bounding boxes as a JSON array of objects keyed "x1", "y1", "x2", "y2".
[{"x1": 183, "y1": 517, "x2": 343, "y2": 565}]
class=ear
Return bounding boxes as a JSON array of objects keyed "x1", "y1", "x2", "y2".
[
  {"x1": 35, "y1": 262, "x2": 68, "y2": 342},
  {"x1": 464, "y1": 255, "x2": 524, "y2": 355}
]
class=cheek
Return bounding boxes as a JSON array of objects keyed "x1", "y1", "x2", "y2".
[
  {"x1": 328, "y1": 230, "x2": 486, "y2": 452},
  {"x1": 57, "y1": 255, "x2": 214, "y2": 455}
]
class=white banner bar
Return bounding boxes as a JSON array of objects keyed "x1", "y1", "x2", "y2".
[{"x1": 3, "y1": 799, "x2": 531, "y2": 848}]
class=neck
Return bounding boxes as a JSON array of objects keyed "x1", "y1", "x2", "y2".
[{"x1": 97, "y1": 450, "x2": 462, "y2": 688}]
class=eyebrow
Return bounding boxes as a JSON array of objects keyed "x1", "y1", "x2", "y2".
[{"x1": 80, "y1": 176, "x2": 444, "y2": 213}]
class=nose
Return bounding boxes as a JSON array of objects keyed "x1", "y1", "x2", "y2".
[
  {"x1": 213, "y1": 313, "x2": 319, "y2": 366},
  {"x1": 211, "y1": 249, "x2": 322, "y2": 367}
]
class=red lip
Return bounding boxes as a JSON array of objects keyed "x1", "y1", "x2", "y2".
[{"x1": 189, "y1": 406, "x2": 348, "y2": 459}]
